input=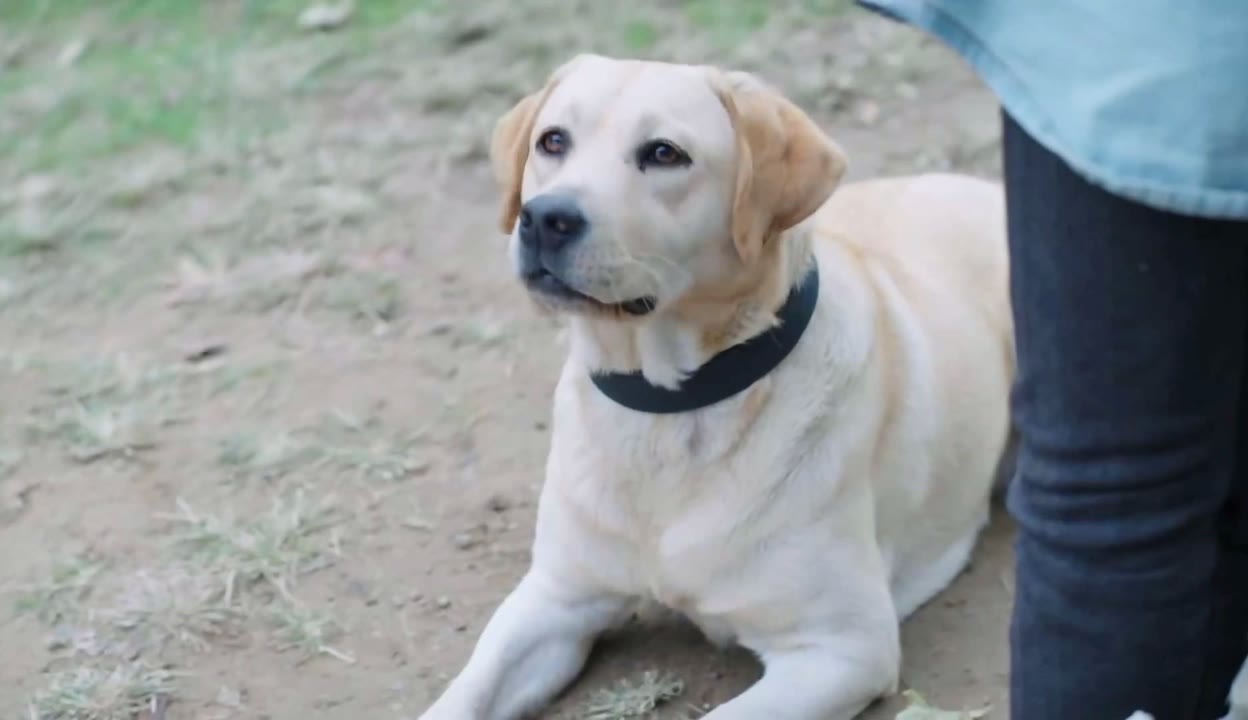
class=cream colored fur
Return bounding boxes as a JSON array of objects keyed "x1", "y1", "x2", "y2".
[
  {"x1": 419, "y1": 55, "x2": 1014, "y2": 720},
  {"x1": 1224, "y1": 660, "x2": 1248, "y2": 720}
]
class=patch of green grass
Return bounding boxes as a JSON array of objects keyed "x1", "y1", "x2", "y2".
[
  {"x1": 0, "y1": 0, "x2": 432, "y2": 40},
  {"x1": 0, "y1": 38, "x2": 238, "y2": 174},
  {"x1": 15, "y1": 554, "x2": 104, "y2": 624},
  {"x1": 26, "y1": 663, "x2": 176, "y2": 720},
  {"x1": 685, "y1": 0, "x2": 771, "y2": 43},
  {"x1": 800, "y1": 0, "x2": 855, "y2": 16},
  {"x1": 621, "y1": 20, "x2": 660, "y2": 50},
  {"x1": 245, "y1": 0, "x2": 435, "y2": 31},
  {"x1": 0, "y1": 0, "x2": 437, "y2": 176}
]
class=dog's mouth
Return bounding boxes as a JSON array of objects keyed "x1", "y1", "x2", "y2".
[{"x1": 522, "y1": 269, "x2": 656, "y2": 317}]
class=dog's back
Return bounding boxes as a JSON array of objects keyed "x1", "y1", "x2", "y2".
[
  {"x1": 811, "y1": 174, "x2": 1013, "y2": 617},
  {"x1": 818, "y1": 174, "x2": 1010, "y2": 349}
]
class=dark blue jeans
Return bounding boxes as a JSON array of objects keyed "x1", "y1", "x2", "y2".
[{"x1": 1004, "y1": 112, "x2": 1248, "y2": 720}]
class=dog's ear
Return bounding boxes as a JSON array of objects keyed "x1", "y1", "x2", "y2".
[
  {"x1": 490, "y1": 55, "x2": 599, "y2": 234},
  {"x1": 711, "y1": 70, "x2": 848, "y2": 264},
  {"x1": 490, "y1": 91, "x2": 545, "y2": 234}
]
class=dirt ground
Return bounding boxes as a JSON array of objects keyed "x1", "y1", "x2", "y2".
[{"x1": 0, "y1": 2, "x2": 1010, "y2": 718}]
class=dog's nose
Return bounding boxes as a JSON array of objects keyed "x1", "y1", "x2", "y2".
[{"x1": 519, "y1": 194, "x2": 587, "y2": 253}]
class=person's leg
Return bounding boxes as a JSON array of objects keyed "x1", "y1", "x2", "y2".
[
  {"x1": 1200, "y1": 310, "x2": 1248, "y2": 719},
  {"x1": 1003, "y1": 110, "x2": 1248, "y2": 720}
]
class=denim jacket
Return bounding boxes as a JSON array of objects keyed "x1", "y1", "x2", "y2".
[{"x1": 859, "y1": 0, "x2": 1248, "y2": 220}]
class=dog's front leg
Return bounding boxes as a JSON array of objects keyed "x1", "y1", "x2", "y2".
[
  {"x1": 704, "y1": 638, "x2": 899, "y2": 720},
  {"x1": 1224, "y1": 657, "x2": 1248, "y2": 720},
  {"x1": 702, "y1": 573, "x2": 899, "y2": 720},
  {"x1": 419, "y1": 570, "x2": 630, "y2": 720}
]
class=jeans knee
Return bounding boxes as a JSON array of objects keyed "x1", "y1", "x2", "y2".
[{"x1": 1008, "y1": 414, "x2": 1229, "y2": 606}]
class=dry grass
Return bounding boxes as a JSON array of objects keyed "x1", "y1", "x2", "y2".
[
  {"x1": 26, "y1": 664, "x2": 176, "y2": 720},
  {"x1": 217, "y1": 428, "x2": 315, "y2": 479},
  {"x1": 0, "y1": 444, "x2": 22, "y2": 480},
  {"x1": 14, "y1": 554, "x2": 103, "y2": 624},
  {"x1": 102, "y1": 566, "x2": 247, "y2": 653},
  {"x1": 894, "y1": 690, "x2": 991, "y2": 720},
  {"x1": 268, "y1": 602, "x2": 354, "y2": 664},
  {"x1": 22, "y1": 356, "x2": 220, "y2": 464},
  {"x1": 580, "y1": 671, "x2": 691, "y2": 720},
  {"x1": 169, "y1": 492, "x2": 337, "y2": 600},
  {"x1": 217, "y1": 411, "x2": 428, "y2": 485},
  {"x1": 315, "y1": 410, "x2": 430, "y2": 483}
]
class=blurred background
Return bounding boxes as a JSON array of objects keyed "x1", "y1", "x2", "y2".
[{"x1": 0, "y1": 1, "x2": 1007, "y2": 718}]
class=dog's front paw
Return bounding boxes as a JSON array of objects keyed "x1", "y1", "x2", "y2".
[
  {"x1": 418, "y1": 704, "x2": 474, "y2": 720},
  {"x1": 417, "y1": 693, "x2": 481, "y2": 720}
]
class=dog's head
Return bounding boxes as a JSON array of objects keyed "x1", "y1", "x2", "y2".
[{"x1": 491, "y1": 54, "x2": 847, "y2": 319}]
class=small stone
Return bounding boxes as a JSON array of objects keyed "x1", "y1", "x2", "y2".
[
  {"x1": 484, "y1": 494, "x2": 511, "y2": 513},
  {"x1": 435, "y1": 596, "x2": 451, "y2": 610},
  {"x1": 402, "y1": 458, "x2": 431, "y2": 475},
  {"x1": 451, "y1": 532, "x2": 478, "y2": 550},
  {"x1": 311, "y1": 184, "x2": 375, "y2": 221},
  {"x1": 854, "y1": 99, "x2": 881, "y2": 127},
  {"x1": 18, "y1": 174, "x2": 58, "y2": 202},
  {"x1": 215, "y1": 685, "x2": 244, "y2": 709},
  {"x1": 297, "y1": 2, "x2": 354, "y2": 31},
  {"x1": 346, "y1": 579, "x2": 372, "y2": 599},
  {"x1": 57, "y1": 38, "x2": 89, "y2": 67},
  {"x1": 46, "y1": 634, "x2": 69, "y2": 652},
  {"x1": 402, "y1": 516, "x2": 433, "y2": 531},
  {"x1": 455, "y1": 623, "x2": 468, "y2": 633},
  {"x1": 409, "y1": 590, "x2": 424, "y2": 602}
]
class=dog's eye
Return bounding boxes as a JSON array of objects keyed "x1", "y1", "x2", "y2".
[
  {"x1": 637, "y1": 140, "x2": 691, "y2": 170},
  {"x1": 537, "y1": 129, "x2": 570, "y2": 156}
]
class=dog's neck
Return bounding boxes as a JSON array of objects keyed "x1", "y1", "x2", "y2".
[{"x1": 568, "y1": 229, "x2": 815, "y2": 390}]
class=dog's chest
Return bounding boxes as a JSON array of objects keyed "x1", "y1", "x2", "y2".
[{"x1": 548, "y1": 400, "x2": 779, "y2": 622}]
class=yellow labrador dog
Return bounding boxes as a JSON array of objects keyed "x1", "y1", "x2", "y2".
[{"x1": 420, "y1": 54, "x2": 1013, "y2": 720}]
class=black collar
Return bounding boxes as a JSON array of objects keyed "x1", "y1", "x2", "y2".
[{"x1": 590, "y1": 263, "x2": 820, "y2": 414}]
